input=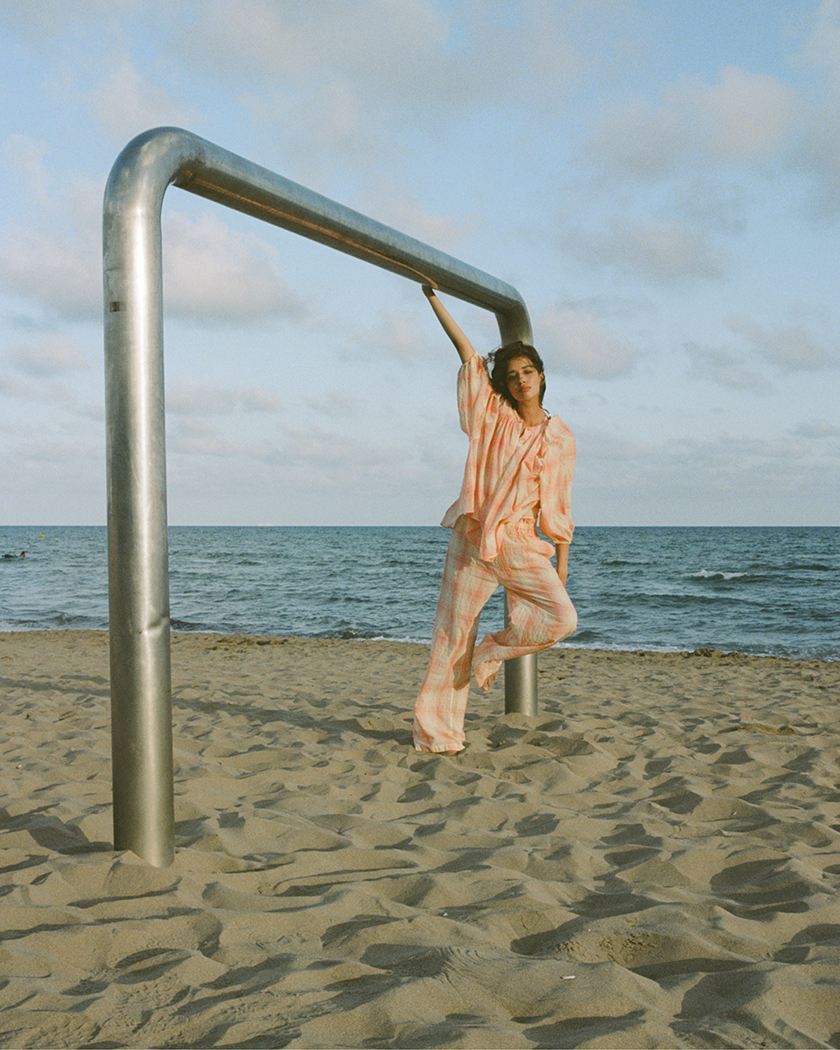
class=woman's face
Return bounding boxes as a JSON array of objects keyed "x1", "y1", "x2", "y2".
[{"x1": 505, "y1": 356, "x2": 544, "y2": 406}]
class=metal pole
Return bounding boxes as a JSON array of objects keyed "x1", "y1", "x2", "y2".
[
  {"x1": 503, "y1": 595, "x2": 538, "y2": 715},
  {"x1": 104, "y1": 136, "x2": 174, "y2": 867},
  {"x1": 103, "y1": 127, "x2": 537, "y2": 866}
]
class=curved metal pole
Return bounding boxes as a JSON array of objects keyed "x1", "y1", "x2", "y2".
[{"x1": 104, "y1": 127, "x2": 537, "y2": 866}]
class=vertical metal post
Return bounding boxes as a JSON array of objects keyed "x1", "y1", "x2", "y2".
[
  {"x1": 503, "y1": 595, "x2": 538, "y2": 715},
  {"x1": 103, "y1": 127, "x2": 538, "y2": 866},
  {"x1": 104, "y1": 142, "x2": 174, "y2": 868}
]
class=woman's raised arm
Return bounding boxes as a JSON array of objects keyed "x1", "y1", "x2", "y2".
[{"x1": 422, "y1": 286, "x2": 476, "y2": 364}]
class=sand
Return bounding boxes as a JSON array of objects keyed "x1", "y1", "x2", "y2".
[{"x1": 1, "y1": 630, "x2": 839, "y2": 1049}]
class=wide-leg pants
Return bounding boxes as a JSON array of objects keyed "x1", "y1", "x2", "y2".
[{"x1": 413, "y1": 516, "x2": 577, "y2": 753}]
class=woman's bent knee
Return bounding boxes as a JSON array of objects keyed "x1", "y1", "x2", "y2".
[{"x1": 547, "y1": 601, "x2": 577, "y2": 644}]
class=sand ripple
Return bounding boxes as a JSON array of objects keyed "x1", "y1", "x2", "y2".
[{"x1": 1, "y1": 632, "x2": 839, "y2": 1048}]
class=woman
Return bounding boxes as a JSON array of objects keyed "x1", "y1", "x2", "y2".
[{"x1": 413, "y1": 285, "x2": 577, "y2": 754}]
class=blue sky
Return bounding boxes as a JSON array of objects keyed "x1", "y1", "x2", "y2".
[{"x1": 1, "y1": 0, "x2": 838, "y2": 527}]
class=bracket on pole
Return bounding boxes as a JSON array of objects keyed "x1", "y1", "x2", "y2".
[{"x1": 103, "y1": 127, "x2": 538, "y2": 866}]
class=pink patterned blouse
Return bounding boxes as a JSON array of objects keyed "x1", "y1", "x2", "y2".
[{"x1": 441, "y1": 354, "x2": 575, "y2": 561}]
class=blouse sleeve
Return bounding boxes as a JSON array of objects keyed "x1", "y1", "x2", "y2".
[
  {"x1": 537, "y1": 418, "x2": 576, "y2": 544},
  {"x1": 456, "y1": 354, "x2": 497, "y2": 436}
]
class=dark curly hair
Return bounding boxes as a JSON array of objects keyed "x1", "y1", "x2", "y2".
[{"x1": 486, "y1": 341, "x2": 546, "y2": 411}]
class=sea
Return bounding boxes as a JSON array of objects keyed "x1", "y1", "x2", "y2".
[{"x1": 0, "y1": 525, "x2": 837, "y2": 661}]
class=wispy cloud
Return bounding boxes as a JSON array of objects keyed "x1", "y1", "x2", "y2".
[
  {"x1": 729, "y1": 315, "x2": 840, "y2": 371},
  {"x1": 561, "y1": 217, "x2": 729, "y2": 284},
  {"x1": 540, "y1": 306, "x2": 636, "y2": 379},
  {"x1": 162, "y1": 211, "x2": 305, "y2": 322},
  {"x1": 683, "y1": 342, "x2": 769, "y2": 390},
  {"x1": 6, "y1": 335, "x2": 88, "y2": 376},
  {"x1": 795, "y1": 418, "x2": 840, "y2": 438},
  {"x1": 584, "y1": 66, "x2": 798, "y2": 182},
  {"x1": 86, "y1": 55, "x2": 198, "y2": 140},
  {"x1": 166, "y1": 376, "x2": 281, "y2": 416}
]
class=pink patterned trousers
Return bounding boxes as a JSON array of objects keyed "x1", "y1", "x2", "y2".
[{"x1": 413, "y1": 515, "x2": 577, "y2": 753}]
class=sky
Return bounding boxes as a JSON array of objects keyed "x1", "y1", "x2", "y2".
[{"x1": 1, "y1": 0, "x2": 838, "y2": 528}]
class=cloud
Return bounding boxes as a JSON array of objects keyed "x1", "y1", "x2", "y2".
[
  {"x1": 162, "y1": 210, "x2": 304, "y2": 322},
  {"x1": 796, "y1": 97, "x2": 840, "y2": 217},
  {"x1": 7, "y1": 336, "x2": 88, "y2": 376},
  {"x1": 86, "y1": 55, "x2": 198, "y2": 140},
  {"x1": 163, "y1": 410, "x2": 464, "y2": 524},
  {"x1": 174, "y1": 0, "x2": 450, "y2": 100},
  {"x1": 574, "y1": 424, "x2": 836, "y2": 524},
  {"x1": 561, "y1": 217, "x2": 729, "y2": 284},
  {"x1": 795, "y1": 418, "x2": 840, "y2": 438},
  {"x1": 539, "y1": 306, "x2": 636, "y2": 379},
  {"x1": 581, "y1": 19, "x2": 840, "y2": 220},
  {"x1": 171, "y1": 0, "x2": 606, "y2": 174},
  {"x1": 166, "y1": 418, "x2": 246, "y2": 459},
  {"x1": 683, "y1": 342, "x2": 768, "y2": 390},
  {"x1": 355, "y1": 308, "x2": 431, "y2": 362},
  {"x1": 259, "y1": 422, "x2": 456, "y2": 501},
  {"x1": 166, "y1": 376, "x2": 281, "y2": 416},
  {"x1": 306, "y1": 392, "x2": 361, "y2": 418},
  {"x1": 168, "y1": 415, "x2": 433, "y2": 493},
  {"x1": 791, "y1": 0, "x2": 840, "y2": 216},
  {"x1": 584, "y1": 65, "x2": 798, "y2": 182},
  {"x1": 174, "y1": 0, "x2": 583, "y2": 108},
  {"x1": 683, "y1": 66, "x2": 798, "y2": 163},
  {"x1": 0, "y1": 0, "x2": 135, "y2": 42},
  {"x1": 0, "y1": 340, "x2": 101, "y2": 420},
  {"x1": 0, "y1": 227, "x2": 101, "y2": 319},
  {"x1": 177, "y1": 0, "x2": 452, "y2": 170},
  {"x1": 559, "y1": 292, "x2": 656, "y2": 321},
  {"x1": 673, "y1": 177, "x2": 750, "y2": 234},
  {"x1": 584, "y1": 95, "x2": 690, "y2": 182},
  {"x1": 797, "y1": 0, "x2": 840, "y2": 76},
  {"x1": 360, "y1": 176, "x2": 477, "y2": 250},
  {"x1": 0, "y1": 135, "x2": 52, "y2": 207},
  {"x1": 0, "y1": 170, "x2": 105, "y2": 319},
  {"x1": 729, "y1": 315, "x2": 840, "y2": 370},
  {"x1": 0, "y1": 165, "x2": 303, "y2": 324}
]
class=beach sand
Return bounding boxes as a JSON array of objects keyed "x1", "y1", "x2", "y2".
[{"x1": 1, "y1": 630, "x2": 839, "y2": 1049}]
